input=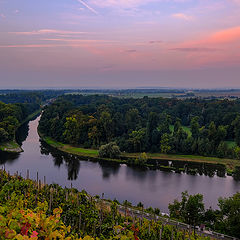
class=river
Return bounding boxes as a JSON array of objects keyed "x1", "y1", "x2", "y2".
[{"x1": 0, "y1": 116, "x2": 240, "y2": 212}]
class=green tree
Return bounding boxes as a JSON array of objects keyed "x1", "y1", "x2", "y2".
[
  {"x1": 216, "y1": 125, "x2": 227, "y2": 144},
  {"x1": 146, "y1": 112, "x2": 159, "y2": 148},
  {"x1": 0, "y1": 128, "x2": 9, "y2": 143},
  {"x1": 232, "y1": 116, "x2": 240, "y2": 146},
  {"x1": 218, "y1": 193, "x2": 240, "y2": 237},
  {"x1": 174, "y1": 127, "x2": 188, "y2": 153},
  {"x1": 128, "y1": 128, "x2": 146, "y2": 152},
  {"x1": 125, "y1": 108, "x2": 140, "y2": 131},
  {"x1": 234, "y1": 146, "x2": 240, "y2": 159},
  {"x1": 160, "y1": 133, "x2": 171, "y2": 154},
  {"x1": 174, "y1": 118, "x2": 181, "y2": 133},
  {"x1": 98, "y1": 142, "x2": 121, "y2": 159},
  {"x1": 63, "y1": 115, "x2": 79, "y2": 145},
  {"x1": 99, "y1": 111, "x2": 113, "y2": 142},
  {"x1": 217, "y1": 141, "x2": 228, "y2": 158},
  {"x1": 208, "y1": 121, "x2": 217, "y2": 142},
  {"x1": 136, "y1": 152, "x2": 148, "y2": 165},
  {"x1": 191, "y1": 117, "x2": 200, "y2": 139},
  {"x1": 169, "y1": 191, "x2": 205, "y2": 233}
]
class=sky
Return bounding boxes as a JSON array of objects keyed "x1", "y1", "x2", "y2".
[{"x1": 0, "y1": 0, "x2": 240, "y2": 89}]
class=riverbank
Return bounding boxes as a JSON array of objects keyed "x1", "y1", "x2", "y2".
[
  {"x1": 0, "y1": 140, "x2": 23, "y2": 153},
  {"x1": 0, "y1": 109, "x2": 41, "y2": 153},
  {"x1": 41, "y1": 135, "x2": 240, "y2": 172}
]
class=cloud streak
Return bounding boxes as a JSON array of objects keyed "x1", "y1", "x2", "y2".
[
  {"x1": 169, "y1": 47, "x2": 219, "y2": 52},
  {"x1": 9, "y1": 29, "x2": 91, "y2": 35},
  {"x1": 77, "y1": 0, "x2": 98, "y2": 15}
]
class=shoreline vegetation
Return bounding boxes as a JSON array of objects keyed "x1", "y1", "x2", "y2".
[
  {"x1": 40, "y1": 134, "x2": 240, "y2": 174},
  {"x1": 0, "y1": 109, "x2": 41, "y2": 153},
  {"x1": 1, "y1": 169, "x2": 232, "y2": 240}
]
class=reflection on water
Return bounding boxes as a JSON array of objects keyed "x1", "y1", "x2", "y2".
[
  {"x1": 16, "y1": 122, "x2": 29, "y2": 146},
  {"x1": 40, "y1": 141, "x2": 80, "y2": 180},
  {"x1": 0, "y1": 151, "x2": 19, "y2": 165},
  {"x1": 1, "y1": 116, "x2": 240, "y2": 212},
  {"x1": 98, "y1": 161, "x2": 121, "y2": 179}
]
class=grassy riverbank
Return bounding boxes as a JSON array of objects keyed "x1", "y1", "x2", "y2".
[
  {"x1": 0, "y1": 140, "x2": 23, "y2": 153},
  {"x1": 41, "y1": 136, "x2": 240, "y2": 171},
  {"x1": 0, "y1": 109, "x2": 41, "y2": 153},
  {"x1": 43, "y1": 136, "x2": 99, "y2": 156}
]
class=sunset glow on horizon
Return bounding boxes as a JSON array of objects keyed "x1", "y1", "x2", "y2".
[{"x1": 0, "y1": 0, "x2": 240, "y2": 88}]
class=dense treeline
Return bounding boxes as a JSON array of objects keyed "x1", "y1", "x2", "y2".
[
  {"x1": 0, "y1": 101, "x2": 39, "y2": 143},
  {"x1": 1, "y1": 169, "x2": 237, "y2": 239},
  {"x1": 39, "y1": 95, "x2": 240, "y2": 159},
  {"x1": 0, "y1": 90, "x2": 69, "y2": 104}
]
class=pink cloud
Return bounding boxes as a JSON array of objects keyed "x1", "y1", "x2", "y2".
[
  {"x1": 167, "y1": 26, "x2": 240, "y2": 68},
  {"x1": 206, "y1": 26, "x2": 240, "y2": 44},
  {"x1": 89, "y1": 0, "x2": 189, "y2": 8},
  {"x1": 9, "y1": 29, "x2": 91, "y2": 35},
  {"x1": 43, "y1": 38, "x2": 117, "y2": 43},
  {"x1": 172, "y1": 13, "x2": 193, "y2": 21}
]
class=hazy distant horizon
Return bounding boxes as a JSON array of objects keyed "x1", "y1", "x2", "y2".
[{"x1": 1, "y1": 86, "x2": 240, "y2": 91}]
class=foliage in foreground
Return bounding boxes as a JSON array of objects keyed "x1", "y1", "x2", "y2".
[
  {"x1": 0, "y1": 170, "x2": 210, "y2": 240},
  {"x1": 169, "y1": 191, "x2": 240, "y2": 238}
]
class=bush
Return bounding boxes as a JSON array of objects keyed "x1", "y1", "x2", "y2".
[
  {"x1": 135, "y1": 152, "x2": 148, "y2": 165},
  {"x1": 98, "y1": 142, "x2": 121, "y2": 159}
]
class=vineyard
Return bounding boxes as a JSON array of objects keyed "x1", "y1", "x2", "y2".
[{"x1": 0, "y1": 169, "x2": 214, "y2": 240}]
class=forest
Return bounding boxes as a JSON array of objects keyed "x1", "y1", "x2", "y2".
[
  {"x1": 0, "y1": 91, "x2": 72, "y2": 145},
  {"x1": 0, "y1": 101, "x2": 40, "y2": 144},
  {"x1": 39, "y1": 94, "x2": 240, "y2": 159},
  {"x1": 0, "y1": 169, "x2": 239, "y2": 239},
  {"x1": 0, "y1": 90, "x2": 71, "y2": 104}
]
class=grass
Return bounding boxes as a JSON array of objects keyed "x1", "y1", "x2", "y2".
[
  {"x1": 0, "y1": 141, "x2": 23, "y2": 153},
  {"x1": 127, "y1": 152, "x2": 240, "y2": 170},
  {"x1": 44, "y1": 136, "x2": 98, "y2": 156}
]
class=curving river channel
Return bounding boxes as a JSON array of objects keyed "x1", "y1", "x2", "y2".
[{"x1": 1, "y1": 116, "x2": 240, "y2": 212}]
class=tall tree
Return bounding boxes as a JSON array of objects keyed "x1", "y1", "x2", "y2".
[
  {"x1": 218, "y1": 193, "x2": 240, "y2": 237},
  {"x1": 232, "y1": 116, "x2": 240, "y2": 146},
  {"x1": 191, "y1": 116, "x2": 200, "y2": 139}
]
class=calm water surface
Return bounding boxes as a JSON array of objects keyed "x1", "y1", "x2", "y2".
[{"x1": 1, "y1": 116, "x2": 240, "y2": 212}]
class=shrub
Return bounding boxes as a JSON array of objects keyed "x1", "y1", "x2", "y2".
[{"x1": 98, "y1": 142, "x2": 121, "y2": 159}]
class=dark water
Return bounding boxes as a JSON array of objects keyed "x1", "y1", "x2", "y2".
[{"x1": 1, "y1": 116, "x2": 240, "y2": 212}]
